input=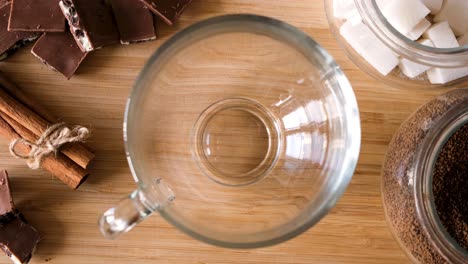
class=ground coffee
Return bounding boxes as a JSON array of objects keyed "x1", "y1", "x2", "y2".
[
  {"x1": 382, "y1": 89, "x2": 468, "y2": 264},
  {"x1": 433, "y1": 124, "x2": 468, "y2": 251}
]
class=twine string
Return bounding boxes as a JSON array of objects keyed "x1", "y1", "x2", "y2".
[{"x1": 9, "y1": 123, "x2": 90, "y2": 169}]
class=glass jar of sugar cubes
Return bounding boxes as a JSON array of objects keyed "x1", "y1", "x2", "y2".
[{"x1": 325, "y1": 0, "x2": 468, "y2": 88}]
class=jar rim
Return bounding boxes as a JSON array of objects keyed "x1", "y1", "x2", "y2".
[
  {"x1": 414, "y1": 90, "x2": 468, "y2": 263},
  {"x1": 356, "y1": 0, "x2": 468, "y2": 68}
]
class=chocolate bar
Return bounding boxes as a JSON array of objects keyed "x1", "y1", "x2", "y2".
[
  {"x1": 0, "y1": 171, "x2": 41, "y2": 264},
  {"x1": 59, "y1": 0, "x2": 119, "y2": 52},
  {"x1": 110, "y1": 0, "x2": 156, "y2": 44},
  {"x1": 0, "y1": 3, "x2": 38, "y2": 61},
  {"x1": 8, "y1": 0, "x2": 65, "y2": 32},
  {"x1": 140, "y1": 0, "x2": 192, "y2": 25},
  {"x1": 32, "y1": 31, "x2": 88, "y2": 79}
]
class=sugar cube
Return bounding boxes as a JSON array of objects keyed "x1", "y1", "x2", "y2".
[
  {"x1": 381, "y1": 0, "x2": 430, "y2": 35},
  {"x1": 333, "y1": 0, "x2": 358, "y2": 20},
  {"x1": 406, "y1": 19, "x2": 431, "y2": 41},
  {"x1": 399, "y1": 39, "x2": 434, "y2": 78},
  {"x1": 427, "y1": 67, "x2": 468, "y2": 84},
  {"x1": 423, "y1": 22, "x2": 460, "y2": 48},
  {"x1": 434, "y1": 0, "x2": 468, "y2": 36},
  {"x1": 340, "y1": 17, "x2": 399, "y2": 75},
  {"x1": 426, "y1": 26, "x2": 468, "y2": 84},
  {"x1": 421, "y1": 0, "x2": 443, "y2": 14}
]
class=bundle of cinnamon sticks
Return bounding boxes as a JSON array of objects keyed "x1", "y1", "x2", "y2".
[{"x1": 0, "y1": 71, "x2": 94, "y2": 189}]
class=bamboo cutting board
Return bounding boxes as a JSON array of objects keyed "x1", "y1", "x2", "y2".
[{"x1": 0, "y1": 1, "x2": 464, "y2": 263}]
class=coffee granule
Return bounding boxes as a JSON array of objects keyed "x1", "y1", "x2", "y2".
[
  {"x1": 433, "y1": 124, "x2": 468, "y2": 250},
  {"x1": 382, "y1": 89, "x2": 468, "y2": 264}
]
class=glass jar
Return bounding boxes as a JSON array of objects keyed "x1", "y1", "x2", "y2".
[
  {"x1": 325, "y1": 0, "x2": 468, "y2": 89},
  {"x1": 382, "y1": 88, "x2": 468, "y2": 263}
]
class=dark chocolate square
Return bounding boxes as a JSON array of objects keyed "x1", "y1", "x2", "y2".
[
  {"x1": 140, "y1": 0, "x2": 192, "y2": 25},
  {"x1": 8, "y1": 0, "x2": 65, "y2": 32},
  {"x1": 110, "y1": 0, "x2": 156, "y2": 44},
  {"x1": 0, "y1": 3, "x2": 39, "y2": 60},
  {"x1": 32, "y1": 31, "x2": 88, "y2": 79}
]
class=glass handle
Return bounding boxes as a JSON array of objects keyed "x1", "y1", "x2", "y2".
[
  {"x1": 99, "y1": 179, "x2": 175, "y2": 239},
  {"x1": 99, "y1": 189, "x2": 152, "y2": 239}
]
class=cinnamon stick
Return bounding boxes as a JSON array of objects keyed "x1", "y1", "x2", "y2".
[
  {"x1": 0, "y1": 112, "x2": 36, "y2": 142},
  {"x1": 0, "y1": 87, "x2": 94, "y2": 169},
  {"x1": 0, "y1": 116, "x2": 88, "y2": 189},
  {"x1": 0, "y1": 110, "x2": 95, "y2": 169},
  {"x1": 0, "y1": 72, "x2": 95, "y2": 165},
  {"x1": 0, "y1": 73, "x2": 56, "y2": 123}
]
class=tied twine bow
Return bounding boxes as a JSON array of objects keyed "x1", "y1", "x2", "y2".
[{"x1": 9, "y1": 123, "x2": 90, "y2": 169}]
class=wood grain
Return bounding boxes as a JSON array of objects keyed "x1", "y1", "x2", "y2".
[{"x1": 0, "y1": 1, "x2": 465, "y2": 263}]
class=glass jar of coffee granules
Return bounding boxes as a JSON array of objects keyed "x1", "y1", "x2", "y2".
[{"x1": 382, "y1": 88, "x2": 468, "y2": 263}]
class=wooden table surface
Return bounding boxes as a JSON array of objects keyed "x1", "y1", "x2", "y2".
[{"x1": 0, "y1": 1, "x2": 464, "y2": 263}]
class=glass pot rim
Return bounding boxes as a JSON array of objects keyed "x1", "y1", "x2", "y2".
[
  {"x1": 414, "y1": 89, "x2": 468, "y2": 263},
  {"x1": 356, "y1": 0, "x2": 468, "y2": 68},
  {"x1": 123, "y1": 14, "x2": 361, "y2": 248}
]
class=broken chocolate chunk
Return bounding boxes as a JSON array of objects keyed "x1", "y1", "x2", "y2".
[
  {"x1": 0, "y1": 171, "x2": 14, "y2": 218},
  {"x1": 8, "y1": 0, "x2": 66, "y2": 32},
  {"x1": 31, "y1": 31, "x2": 88, "y2": 79},
  {"x1": 0, "y1": 170, "x2": 41, "y2": 264},
  {"x1": 0, "y1": 3, "x2": 39, "y2": 61},
  {"x1": 140, "y1": 0, "x2": 192, "y2": 25},
  {"x1": 110, "y1": 0, "x2": 156, "y2": 44},
  {"x1": 59, "y1": 0, "x2": 120, "y2": 52},
  {"x1": 0, "y1": 214, "x2": 41, "y2": 264},
  {"x1": 0, "y1": 171, "x2": 15, "y2": 227}
]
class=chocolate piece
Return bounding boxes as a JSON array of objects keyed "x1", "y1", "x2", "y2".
[
  {"x1": 110, "y1": 0, "x2": 156, "y2": 44},
  {"x1": 0, "y1": 170, "x2": 41, "y2": 264},
  {"x1": 140, "y1": 0, "x2": 192, "y2": 25},
  {"x1": 0, "y1": 0, "x2": 10, "y2": 8},
  {"x1": 0, "y1": 213, "x2": 41, "y2": 264},
  {"x1": 0, "y1": 3, "x2": 39, "y2": 61},
  {"x1": 8, "y1": 0, "x2": 65, "y2": 32},
  {"x1": 31, "y1": 31, "x2": 88, "y2": 79},
  {"x1": 59, "y1": 0, "x2": 119, "y2": 52},
  {"x1": 0, "y1": 171, "x2": 14, "y2": 218}
]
